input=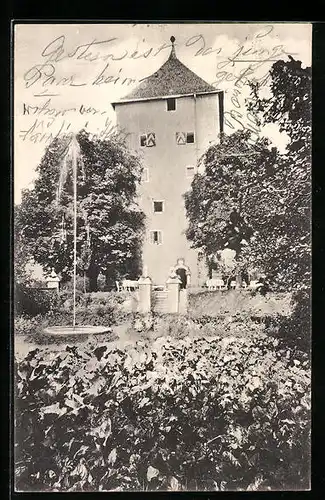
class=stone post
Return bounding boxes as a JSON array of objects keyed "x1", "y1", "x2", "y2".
[
  {"x1": 166, "y1": 275, "x2": 181, "y2": 313},
  {"x1": 46, "y1": 269, "x2": 60, "y2": 292},
  {"x1": 235, "y1": 272, "x2": 242, "y2": 289},
  {"x1": 137, "y1": 276, "x2": 152, "y2": 313}
]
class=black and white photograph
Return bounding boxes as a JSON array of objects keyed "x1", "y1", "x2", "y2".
[{"x1": 13, "y1": 22, "x2": 311, "y2": 492}]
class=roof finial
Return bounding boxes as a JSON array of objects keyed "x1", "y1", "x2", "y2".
[{"x1": 169, "y1": 36, "x2": 176, "y2": 59}]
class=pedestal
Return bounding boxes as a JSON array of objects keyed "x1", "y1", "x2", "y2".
[
  {"x1": 166, "y1": 276, "x2": 181, "y2": 313},
  {"x1": 137, "y1": 276, "x2": 152, "y2": 313}
]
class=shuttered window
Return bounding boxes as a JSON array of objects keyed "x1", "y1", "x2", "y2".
[
  {"x1": 140, "y1": 133, "x2": 156, "y2": 147},
  {"x1": 149, "y1": 230, "x2": 163, "y2": 245}
]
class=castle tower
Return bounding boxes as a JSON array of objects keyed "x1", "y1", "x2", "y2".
[{"x1": 112, "y1": 37, "x2": 224, "y2": 286}]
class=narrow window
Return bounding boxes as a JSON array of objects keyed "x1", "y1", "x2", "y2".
[
  {"x1": 140, "y1": 134, "x2": 147, "y2": 147},
  {"x1": 142, "y1": 168, "x2": 149, "y2": 182},
  {"x1": 186, "y1": 165, "x2": 196, "y2": 178},
  {"x1": 186, "y1": 132, "x2": 195, "y2": 143},
  {"x1": 150, "y1": 230, "x2": 163, "y2": 245},
  {"x1": 153, "y1": 201, "x2": 164, "y2": 213},
  {"x1": 167, "y1": 98, "x2": 176, "y2": 111}
]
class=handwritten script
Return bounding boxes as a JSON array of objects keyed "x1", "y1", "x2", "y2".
[
  {"x1": 19, "y1": 99, "x2": 130, "y2": 145},
  {"x1": 186, "y1": 25, "x2": 296, "y2": 143},
  {"x1": 18, "y1": 24, "x2": 297, "y2": 147},
  {"x1": 23, "y1": 36, "x2": 174, "y2": 90}
]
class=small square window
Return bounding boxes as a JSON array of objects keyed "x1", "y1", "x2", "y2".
[
  {"x1": 153, "y1": 201, "x2": 164, "y2": 213},
  {"x1": 167, "y1": 98, "x2": 176, "y2": 111},
  {"x1": 186, "y1": 132, "x2": 195, "y2": 143},
  {"x1": 142, "y1": 168, "x2": 149, "y2": 182},
  {"x1": 150, "y1": 230, "x2": 163, "y2": 245},
  {"x1": 186, "y1": 166, "x2": 196, "y2": 178}
]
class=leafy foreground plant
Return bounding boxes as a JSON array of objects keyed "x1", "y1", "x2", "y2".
[{"x1": 15, "y1": 334, "x2": 310, "y2": 492}]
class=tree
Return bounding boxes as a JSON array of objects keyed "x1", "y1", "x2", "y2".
[
  {"x1": 246, "y1": 57, "x2": 311, "y2": 291},
  {"x1": 14, "y1": 205, "x2": 34, "y2": 286},
  {"x1": 185, "y1": 57, "x2": 311, "y2": 293},
  {"x1": 15, "y1": 130, "x2": 145, "y2": 291},
  {"x1": 184, "y1": 130, "x2": 280, "y2": 281}
]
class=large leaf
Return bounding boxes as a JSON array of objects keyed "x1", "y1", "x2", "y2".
[
  {"x1": 107, "y1": 448, "x2": 117, "y2": 466},
  {"x1": 147, "y1": 465, "x2": 159, "y2": 482}
]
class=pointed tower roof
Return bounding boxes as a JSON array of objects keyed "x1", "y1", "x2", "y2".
[{"x1": 112, "y1": 36, "x2": 218, "y2": 106}]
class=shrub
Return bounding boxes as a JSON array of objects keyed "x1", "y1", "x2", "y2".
[
  {"x1": 58, "y1": 289, "x2": 85, "y2": 309},
  {"x1": 265, "y1": 289, "x2": 311, "y2": 357},
  {"x1": 15, "y1": 285, "x2": 60, "y2": 317},
  {"x1": 15, "y1": 289, "x2": 135, "y2": 336},
  {"x1": 58, "y1": 290, "x2": 132, "y2": 309},
  {"x1": 14, "y1": 315, "x2": 43, "y2": 336},
  {"x1": 61, "y1": 276, "x2": 89, "y2": 293},
  {"x1": 42, "y1": 304, "x2": 116, "y2": 328},
  {"x1": 15, "y1": 334, "x2": 310, "y2": 492},
  {"x1": 97, "y1": 274, "x2": 106, "y2": 291},
  {"x1": 60, "y1": 275, "x2": 117, "y2": 293},
  {"x1": 40, "y1": 291, "x2": 133, "y2": 330},
  {"x1": 150, "y1": 313, "x2": 266, "y2": 341},
  {"x1": 188, "y1": 290, "x2": 292, "y2": 318},
  {"x1": 153, "y1": 314, "x2": 201, "y2": 339}
]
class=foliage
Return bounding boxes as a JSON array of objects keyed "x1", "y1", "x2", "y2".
[
  {"x1": 15, "y1": 130, "x2": 145, "y2": 290},
  {"x1": 188, "y1": 289, "x2": 292, "y2": 319},
  {"x1": 152, "y1": 313, "x2": 265, "y2": 341},
  {"x1": 185, "y1": 58, "x2": 311, "y2": 293},
  {"x1": 15, "y1": 334, "x2": 310, "y2": 492},
  {"x1": 60, "y1": 274, "x2": 118, "y2": 293},
  {"x1": 15, "y1": 290, "x2": 133, "y2": 339},
  {"x1": 14, "y1": 315, "x2": 43, "y2": 336},
  {"x1": 185, "y1": 130, "x2": 275, "y2": 256},
  {"x1": 58, "y1": 290, "x2": 131, "y2": 314},
  {"x1": 14, "y1": 210, "x2": 35, "y2": 287},
  {"x1": 15, "y1": 285, "x2": 60, "y2": 317},
  {"x1": 43, "y1": 305, "x2": 116, "y2": 329},
  {"x1": 245, "y1": 58, "x2": 311, "y2": 291},
  {"x1": 249, "y1": 58, "x2": 311, "y2": 154},
  {"x1": 184, "y1": 130, "x2": 281, "y2": 282},
  {"x1": 265, "y1": 289, "x2": 311, "y2": 356},
  {"x1": 61, "y1": 276, "x2": 91, "y2": 293}
]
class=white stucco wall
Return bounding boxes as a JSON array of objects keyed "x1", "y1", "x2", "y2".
[{"x1": 115, "y1": 93, "x2": 220, "y2": 285}]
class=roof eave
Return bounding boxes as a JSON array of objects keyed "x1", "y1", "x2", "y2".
[{"x1": 111, "y1": 89, "x2": 222, "y2": 109}]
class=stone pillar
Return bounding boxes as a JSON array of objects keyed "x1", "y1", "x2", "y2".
[
  {"x1": 236, "y1": 272, "x2": 242, "y2": 289},
  {"x1": 137, "y1": 276, "x2": 152, "y2": 313},
  {"x1": 166, "y1": 276, "x2": 181, "y2": 313},
  {"x1": 46, "y1": 269, "x2": 60, "y2": 291}
]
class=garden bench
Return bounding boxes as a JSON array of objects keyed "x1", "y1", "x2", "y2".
[
  {"x1": 206, "y1": 278, "x2": 226, "y2": 291},
  {"x1": 121, "y1": 279, "x2": 139, "y2": 291}
]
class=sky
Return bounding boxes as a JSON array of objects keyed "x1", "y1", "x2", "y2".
[{"x1": 14, "y1": 22, "x2": 312, "y2": 204}]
